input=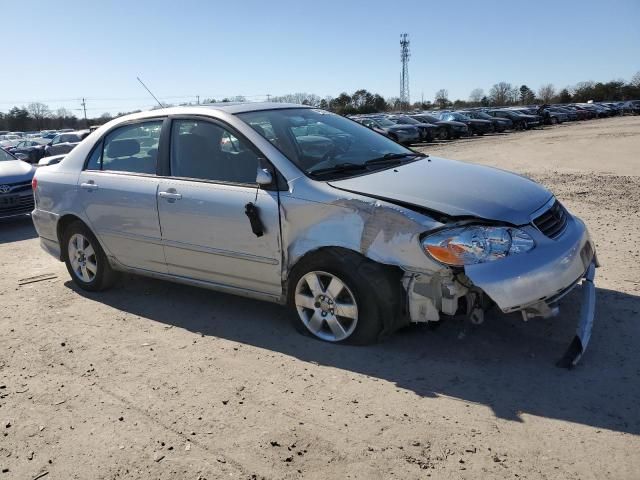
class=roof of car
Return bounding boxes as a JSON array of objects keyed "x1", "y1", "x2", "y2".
[
  {"x1": 104, "y1": 102, "x2": 314, "y2": 126},
  {"x1": 193, "y1": 102, "x2": 312, "y2": 114}
]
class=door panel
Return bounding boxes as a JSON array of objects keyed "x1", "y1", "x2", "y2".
[
  {"x1": 157, "y1": 178, "x2": 281, "y2": 295},
  {"x1": 79, "y1": 171, "x2": 166, "y2": 272}
]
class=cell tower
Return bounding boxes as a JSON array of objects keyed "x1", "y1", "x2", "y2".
[{"x1": 400, "y1": 33, "x2": 410, "y2": 108}]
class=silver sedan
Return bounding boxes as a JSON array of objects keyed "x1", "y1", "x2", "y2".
[{"x1": 31, "y1": 103, "x2": 598, "y2": 366}]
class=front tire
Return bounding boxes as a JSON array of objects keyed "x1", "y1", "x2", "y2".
[
  {"x1": 287, "y1": 250, "x2": 399, "y2": 345},
  {"x1": 63, "y1": 221, "x2": 117, "y2": 291}
]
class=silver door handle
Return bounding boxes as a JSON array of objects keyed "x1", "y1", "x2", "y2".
[
  {"x1": 80, "y1": 182, "x2": 98, "y2": 190},
  {"x1": 158, "y1": 191, "x2": 182, "y2": 200}
]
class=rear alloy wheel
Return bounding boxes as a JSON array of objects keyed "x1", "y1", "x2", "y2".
[
  {"x1": 294, "y1": 271, "x2": 358, "y2": 342},
  {"x1": 63, "y1": 221, "x2": 117, "y2": 291},
  {"x1": 68, "y1": 233, "x2": 98, "y2": 283}
]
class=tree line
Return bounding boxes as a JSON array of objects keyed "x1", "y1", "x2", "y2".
[{"x1": 2, "y1": 73, "x2": 638, "y2": 131}]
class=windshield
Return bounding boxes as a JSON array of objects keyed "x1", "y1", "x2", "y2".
[
  {"x1": 0, "y1": 148, "x2": 16, "y2": 161},
  {"x1": 473, "y1": 112, "x2": 493, "y2": 120},
  {"x1": 374, "y1": 117, "x2": 396, "y2": 127},
  {"x1": 395, "y1": 116, "x2": 420, "y2": 125},
  {"x1": 446, "y1": 113, "x2": 470, "y2": 121},
  {"x1": 413, "y1": 114, "x2": 439, "y2": 123},
  {"x1": 237, "y1": 108, "x2": 418, "y2": 178}
]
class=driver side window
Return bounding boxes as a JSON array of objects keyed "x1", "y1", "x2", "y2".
[{"x1": 170, "y1": 120, "x2": 260, "y2": 184}]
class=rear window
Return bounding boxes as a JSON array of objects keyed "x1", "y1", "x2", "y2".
[{"x1": 86, "y1": 121, "x2": 162, "y2": 174}]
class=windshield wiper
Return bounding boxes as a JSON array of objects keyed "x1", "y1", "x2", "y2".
[
  {"x1": 307, "y1": 162, "x2": 368, "y2": 177},
  {"x1": 365, "y1": 152, "x2": 426, "y2": 166}
]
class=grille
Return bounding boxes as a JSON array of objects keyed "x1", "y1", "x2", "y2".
[
  {"x1": 0, "y1": 181, "x2": 32, "y2": 193},
  {"x1": 533, "y1": 200, "x2": 568, "y2": 239},
  {"x1": 0, "y1": 193, "x2": 34, "y2": 216}
]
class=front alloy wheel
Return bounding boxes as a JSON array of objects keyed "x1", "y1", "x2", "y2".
[
  {"x1": 294, "y1": 271, "x2": 358, "y2": 342},
  {"x1": 68, "y1": 233, "x2": 98, "y2": 283}
]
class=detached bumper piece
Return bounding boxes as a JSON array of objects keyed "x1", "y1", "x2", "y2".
[{"x1": 556, "y1": 262, "x2": 596, "y2": 369}]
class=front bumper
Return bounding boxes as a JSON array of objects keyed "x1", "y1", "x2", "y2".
[
  {"x1": 0, "y1": 190, "x2": 34, "y2": 219},
  {"x1": 464, "y1": 215, "x2": 598, "y2": 367},
  {"x1": 465, "y1": 215, "x2": 595, "y2": 312}
]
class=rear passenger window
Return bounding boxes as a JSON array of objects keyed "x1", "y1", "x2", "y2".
[{"x1": 99, "y1": 121, "x2": 162, "y2": 174}]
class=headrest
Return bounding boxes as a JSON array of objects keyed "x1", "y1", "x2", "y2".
[{"x1": 107, "y1": 139, "x2": 140, "y2": 158}]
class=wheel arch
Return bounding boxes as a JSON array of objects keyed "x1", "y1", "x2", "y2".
[
  {"x1": 284, "y1": 246, "x2": 405, "y2": 304},
  {"x1": 56, "y1": 214, "x2": 110, "y2": 263}
]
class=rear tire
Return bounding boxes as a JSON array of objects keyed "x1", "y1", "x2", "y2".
[
  {"x1": 287, "y1": 249, "x2": 400, "y2": 345},
  {"x1": 62, "y1": 221, "x2": 117, "y2": 292}
]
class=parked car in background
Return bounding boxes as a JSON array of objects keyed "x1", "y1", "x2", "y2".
[
  {"x1": 7, "y1": 138, "x2": 50, "y2": 163},
  {"x1": 548, "y1": 106, "x2": 578, "y2": 122},
  {"x1": 0, "y1": 147, "x2": 36, "y2": 219},
  {"x1": 623, "y1": 100, "x2": 640, "y2": 115},
  {"x1": 30, "y1": 103, "x2": 599, "y2": 367},
  {"x1": 485, "y1": 109, "x2": 540, "y2": 130},
  {"x1": 0, "y1": 134, "x2": 21, "y2": 142},
  {"x1": 462, "y1": 110, "x2": 513, "y2": 132},
  {"x1": 409, "y1": 113, "x2": 468, "y2": 139},
  {"x1": 44, "y1": 130, "x2": 90, "y2": 157},
  {"x1": 437, "y1": 112, "x2": 493, "y2": 135},
  {"x1": 353, "y1": 117, "x2": 421, "y2": 144},
  {"x1": 578, "y1": 104, "x2": 610, "y2": 118},
  {"x1": 386, "y1": 115, "x2": 443, "y2": 142},
  {"x1": 568, "y1": 105, "x2": 597, "y2": 119},
  {"x1": 510, "y1": 108, "x2": 549, "y2": 125}
]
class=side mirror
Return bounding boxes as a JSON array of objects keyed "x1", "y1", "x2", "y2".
[{"x1": 256, "y1": 167, "x2": 273, "y2": 186}]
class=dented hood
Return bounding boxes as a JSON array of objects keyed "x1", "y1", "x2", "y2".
[{"x1": 329, "y1": 156, "x2": 552, "y2": 225}]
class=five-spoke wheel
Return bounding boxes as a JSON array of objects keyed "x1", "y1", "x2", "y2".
[
  {"x1": 295, "y1": 271, "x2": 358, "y2": 342},
  {"x1": 68, "y1": 233, "x2": 98, "y2": 283}
]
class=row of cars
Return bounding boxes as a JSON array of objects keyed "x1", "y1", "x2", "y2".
[
  {"x1": 350, "y1": 100, "x2": 640, "y2": 145},
  {"x1": 0, "y1": 129, "x2": 89, "y2": 164}
]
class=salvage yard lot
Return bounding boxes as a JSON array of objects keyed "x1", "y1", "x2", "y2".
[{"x1": 1, "y1": 116, "x2": 639, "y2": 479}]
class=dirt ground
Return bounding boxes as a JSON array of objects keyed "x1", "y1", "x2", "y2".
[{"x1": 1, "y1": 116, "x2": 639, "y2": 480}]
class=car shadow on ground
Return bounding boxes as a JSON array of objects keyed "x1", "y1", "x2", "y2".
[
  {"x1": 0, "y1": 216, "x2": 37, "y2": 244},
  {"x1": 67, "y1": 274, "x2": 640, "y2": 435}
]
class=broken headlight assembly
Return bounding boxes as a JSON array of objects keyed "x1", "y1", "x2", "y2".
[{"x1": 422, "y1": 226, "x2": 535, "y2": 266}]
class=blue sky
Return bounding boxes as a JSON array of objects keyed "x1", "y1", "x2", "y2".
[{"x1": 1, "y1": 0, "x2": 638, "y2": 115}]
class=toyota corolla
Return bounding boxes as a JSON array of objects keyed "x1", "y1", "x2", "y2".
[{"x1": 31, "y1": 103, "x2": 598, "y2": 367}]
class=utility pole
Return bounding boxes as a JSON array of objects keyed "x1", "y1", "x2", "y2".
[
  {"x1": 196, "y1": 95, "x2": 200, "y2": 105},
  {"x1": 399, "y1": 33, "x2": 410, "y2": 110},
  {"x1": 81, "y1": 98, "x2": 88, "y2": 128},
  {"x1": 266, "y1": 94, "x2": 271, "y2": 102}
]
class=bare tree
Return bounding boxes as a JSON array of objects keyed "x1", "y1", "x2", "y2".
[
  {"x1": 631, "y1": 71, "x2": 640, "y2": 88},
  {"x1": 538, "y1": 84, "x2": 556, "y2": 104},
  {"x1": 434, "y1": 89, "x2": 449, "y2": 109},
  {"x1": 469, "y1": 88, "x2": 484, "y2": 104},
  {"x1": 27, "y1": 102, "x2": 51, "y2": 129},
  {"x1": 488, "y1": 82, "x2": 512, "y2": 106}
]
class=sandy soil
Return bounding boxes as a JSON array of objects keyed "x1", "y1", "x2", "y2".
[{"x1": 1, "y1": 116, "x2": 639, "y2": 479}]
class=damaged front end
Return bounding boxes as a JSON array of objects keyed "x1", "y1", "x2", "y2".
[{"x1": 404, "y1": 204, "x2": 598, "y2": 368}]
